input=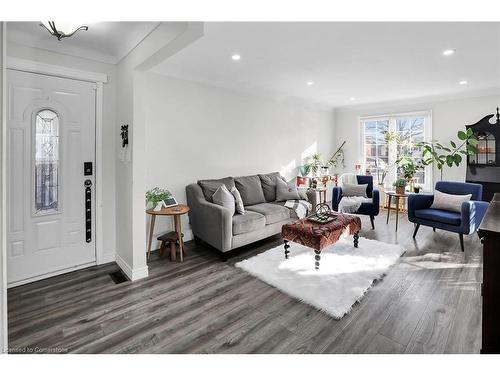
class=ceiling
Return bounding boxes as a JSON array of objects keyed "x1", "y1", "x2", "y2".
[
  {"x1": 152, "y1": 22, "x2": 500, "y2": 108},
  {"x1": 7, "y1": 22, "x2": 161, "y2": 64}
]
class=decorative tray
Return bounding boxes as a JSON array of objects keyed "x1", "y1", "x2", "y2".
[{"x1": 306, "y1": 213, "x2": 338, "y2": 224}]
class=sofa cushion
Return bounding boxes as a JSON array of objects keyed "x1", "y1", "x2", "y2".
[
  {"x1": 276, "y1": 178, "x2": 301, "y2": 201},
  {"x1": 234, "y1": 175, "x2": 266, "y2": 206},
  {"x1": 212, "y1": 185, "x2": 235, "y2": 215},
  {"x1": 415, "y1": 208, "x2": 461, "y2": 226},
  {"x1": 259, "y1": 172, "x2": 284, "y2": 202},
  {"x1": 246, "y1": 203, "x2": 291, "y2": 224},
  {"x1": 271, "y1": 201, "x2": 299, "y2": 219},
  {"x1": 232, "y1": 211, "x2": 266, "y2": 235},
  {"x1": 198, "y1": 177, "x2": 235, "y2": 202}
]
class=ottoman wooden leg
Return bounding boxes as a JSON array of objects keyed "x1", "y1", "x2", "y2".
[
  {"x1": 284, "y1": 240, "x2": 290, "y2": 259},
  {"x1": 314, "y1": 250, "x2": 321, "y2": 270},
  {"x1": 353, "y1": 232, "x2": 359, "y2": 248}
]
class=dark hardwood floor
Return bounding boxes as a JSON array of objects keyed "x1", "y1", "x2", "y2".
[{"x1": 7, "y1": 212, "x2": 482, "y2": 353}]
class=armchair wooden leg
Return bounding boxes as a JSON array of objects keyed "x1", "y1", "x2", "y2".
[
  {"x1": 433, "y1": 227, "x2": 436, "y2": 232},
  {"x1": 412, "y1": 224, "x2": 420, "y2": 238},
  {"x1": 459, "y1": 233, "x2": 465, "y2": 252},
  {"x1": 370, "y1": 215, "x2": 375, "y2": 230}
]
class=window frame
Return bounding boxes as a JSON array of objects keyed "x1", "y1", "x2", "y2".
[{"x1": 359, "y1": 110, "x2": 433, "y2": 192}]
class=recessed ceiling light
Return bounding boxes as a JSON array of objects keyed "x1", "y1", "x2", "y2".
[
  {"x1": 306, "y1": 81, "x2": 314, "y2": 86},
  {"x1": 350, "y1": 97, "x2": 356, "y2": 101},
  {"x1": 231, "y1": 54, "x2": 241, "y2": 61},
  {"x1": 442, "y1": 49, "x2": 456, "y2": 56},
  {"x1": 459, "y1": 80, "x2": 468, "y2": 85}
]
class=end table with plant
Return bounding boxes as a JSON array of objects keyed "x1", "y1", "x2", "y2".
[
  {"x1": 393, "y1": 178, "x2": 407, "y2": 195},
  {"x1": 146, "y1": 187, "x2": 173, "y2": 211}
]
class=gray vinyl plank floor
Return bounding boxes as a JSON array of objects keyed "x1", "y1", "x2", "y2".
[{"x1": 7, "y1": 213, "x2": 482, "y2": 353}]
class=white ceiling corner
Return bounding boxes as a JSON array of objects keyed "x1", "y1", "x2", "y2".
[{"x1": 6, "y1": 21, "x2": 161, "y2": 64}]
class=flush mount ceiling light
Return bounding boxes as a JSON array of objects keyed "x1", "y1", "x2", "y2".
[
  {"x1": 442, "y1": 49, "x2": 456, "y2": 56},
  {"x1": 306, "y1": 81, "x2": 314, "y2": 86},
  {"x1": 231, "y1": 54, "x2": 241, "y2": 61},
  {"x1": 40, "y1": 21, "x2": 88, "y2": 41},
  {"x1": 459, "y1": 80, "x2": 468, "y2": 85},
  {"x1": 349, "y1": 97, "x2": 356, "y2": 101}
]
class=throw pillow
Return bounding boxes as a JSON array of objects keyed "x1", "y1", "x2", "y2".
[
  {"x1": 276, "y1": 178, "x2": 301, "y2": 201},
  {"x1": 198, "y1": 177, "x2": 235, "y2": 202},
  {"x1": 431, "y1": 190, "x2": 471, "y2": 213},
  {"x1": 212, "y1": 185, "x2": 235, "y2": 215},
  {"x1": 231, "y1": 187, "x2": 245, "y2": 214},
  {"x1": 234, "y1": 175, "x2": 266, "y2": 206},
  {"x1": 342, "y1": 183, "x2": 368, "y2": 197},
  {"x1": 259, "y1": 172, "x2": 285, "y2": 202}
]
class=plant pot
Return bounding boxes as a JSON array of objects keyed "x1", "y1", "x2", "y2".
[
  {"x1": 413, "y1": 186, "x2": 421, "y2": 193},
  {"x1": 153, "y1": 201, "x2": 164, "y2": 211},
  {"x1": 396, "y1": 186, "x2": 405, "y2": 195}
]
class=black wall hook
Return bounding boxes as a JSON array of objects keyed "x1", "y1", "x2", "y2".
[{"x1": 121, "y1": 125, "x2": 129, "y2": 148}]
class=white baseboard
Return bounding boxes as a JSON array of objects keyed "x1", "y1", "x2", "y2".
[{"x1": 115, "y1": 253, "x2": 149, "y2": 282}]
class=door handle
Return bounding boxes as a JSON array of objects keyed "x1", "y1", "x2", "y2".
[{"x1": 84, "y1": 179, "x2": 92, "y2": 243}]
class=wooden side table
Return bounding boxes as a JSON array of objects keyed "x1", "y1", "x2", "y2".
[
  {"x1": 385, "y1": 191, "x2": 409, "y2": 232},
  {"x1": 146, "y1": 204, "x2": 190, "y2": 262}
]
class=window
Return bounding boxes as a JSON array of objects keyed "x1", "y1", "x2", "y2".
[
  {"x1": 361, "y1": 111, "x2": 432, "y2": 190},
  {"x1": 34, "y1": 109, "x2": 60, "y2": 215}
]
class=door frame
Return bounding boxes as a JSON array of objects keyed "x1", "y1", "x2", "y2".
[{"x1": 4, "y1": 57, "x2": 109, "y2": 286}]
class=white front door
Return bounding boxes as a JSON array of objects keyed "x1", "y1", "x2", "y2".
[{"x1": 7, "y1": 70, "x2": 97, "y2": 286}]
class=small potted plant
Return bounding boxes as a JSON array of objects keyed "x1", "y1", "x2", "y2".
[
  {"x1": 393, "y1": 178, "x2": 407, "y2": 195},
  {"x1": 413, "y1": 183, "x2": 421, "y2": 193},
  {"x1": 146, "y1": 187, "x2": 172, "y2": 211}
]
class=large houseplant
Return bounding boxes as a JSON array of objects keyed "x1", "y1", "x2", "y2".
[
  {"x1": 302, "y1": 153, "x2": 323, "y2": 176},
  {"x1": 418, "y1": 128, "x2": 479, "y2": 180},
  {"x1": 396, "y1": 154, "x2": 423, "y2": 189}
]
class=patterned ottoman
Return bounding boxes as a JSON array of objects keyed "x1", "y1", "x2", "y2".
[{"x1": 281, "y1": 214, "x2": 362, "y2": 270}]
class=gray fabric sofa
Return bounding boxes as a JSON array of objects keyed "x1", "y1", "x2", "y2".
[{"x1": 186, "y1": 172, "x2": 316, "y2": 256}]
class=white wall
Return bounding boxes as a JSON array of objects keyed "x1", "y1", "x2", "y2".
[
  {"x1": 334, "y1": 94, "x2": 500, "y2": 184},
  {"x1": 114, "y1": 22, "x2": 202, "y2": 280},
  {"x1": 142, "y1": 73, "x2": 335, "y2": 243},
  {"x1": 6, "y1": 42, "x2": 118, "y2": 264}
]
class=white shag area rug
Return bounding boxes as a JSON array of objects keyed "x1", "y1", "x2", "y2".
[{"x1": 235, "y1": 236, "x2": 405, "y2": 319}]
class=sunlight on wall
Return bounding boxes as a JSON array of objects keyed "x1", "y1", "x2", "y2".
[
  {"x1": 280, "y1": 159, "x2": 297, "y2": 181},
  {"x1": 301, "y1": 142, "x2": 318, "y2": 163}
]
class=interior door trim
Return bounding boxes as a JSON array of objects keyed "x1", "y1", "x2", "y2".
[{"x1": 6, "y1": 57, "x2": 108, "y2": 83}]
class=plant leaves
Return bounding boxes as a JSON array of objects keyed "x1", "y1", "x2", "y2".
[
  {"x1": 450, "y1": 141, "x2": 457, "y2": 148},
  {"x1": 457, "y1": 130, "x2": 467, "y2": 140}
]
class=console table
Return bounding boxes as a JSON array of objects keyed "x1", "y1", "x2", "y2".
[{"x1": 478, "y1": 193, "x2": 500, "y2": 353}]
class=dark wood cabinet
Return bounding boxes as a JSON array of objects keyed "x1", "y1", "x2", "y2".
[
  {"x1": 466, "y1": 108, "x2": 500, "y2": 202},
  {"x1": 478, "y1": 193, "x2": 500, "y2": 353}
]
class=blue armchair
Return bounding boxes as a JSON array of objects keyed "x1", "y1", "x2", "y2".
[
  {"x1": 332, "y1": 175, "x2": 380, "y2": 229},
  {"x1": 408, "y1": 181, "x2": 489, "y2": 251}
]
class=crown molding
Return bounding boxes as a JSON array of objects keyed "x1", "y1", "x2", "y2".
[{"x1": 334, "y1": 87, "x2": 500, "y2": 113}]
